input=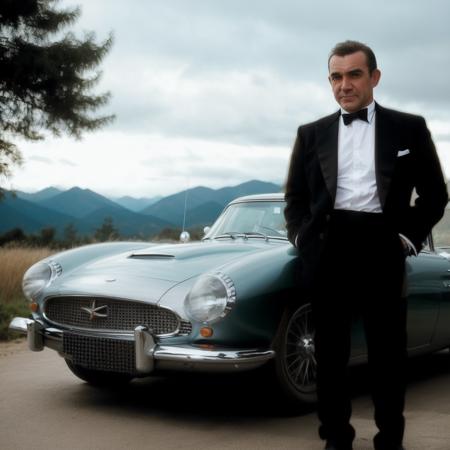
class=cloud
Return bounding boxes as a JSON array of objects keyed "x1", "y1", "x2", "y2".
[
  {"x1": 12, "y1": 131, "x2": 290, "y2": 196},
  {"x1": 28, "y1": 156, "x2": 53, "y2": 164},
  {"x1": 13, "y1": 0, "x2": 450, "y2": 196},
  {"x1": 59, "y1": 158, "x2": 77, "y2": 167},
  {"x1": 108, "y1": 68, "x2": 333, "y2": 145},
  {"x1": 76, "y1": 0, "x2": 450, "y2": 145}
]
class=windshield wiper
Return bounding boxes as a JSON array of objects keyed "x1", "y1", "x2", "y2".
[
  {"x1": 213, "y1": 231, "x2": 269, "y2": 240},
  {"x1": 214, "y1": 232, "x2": 240, "y2": 239}
]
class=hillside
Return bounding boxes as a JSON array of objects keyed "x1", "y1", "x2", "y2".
[
  {"x1": 1, "y1": 180, "x2": 283, "y2": 238},
  {"x1": 112, "y1": 195, "x2": 162, "y2": 212},
  {"x1": 141, "y1": 180, "x2": 281, "y2": 225},
  {"x1": 75, "y1": 207, "x2": 172, "y2": 236},
  {"x1": 38, "y1": 187, "x2": 124, "y2": 218},
  {"x1": 0, "y1": 192, "x2": 75, "y2": 234}
]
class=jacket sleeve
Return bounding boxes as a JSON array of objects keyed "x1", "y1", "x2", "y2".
[
  {"x1": 401, "y1": 117, "x2": 448, "y2": 251},
  {"x1": 284, "y1": 126, "x2": 312, "y2": 248}
]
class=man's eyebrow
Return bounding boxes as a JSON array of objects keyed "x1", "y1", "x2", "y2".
[{"x1": 330, "y1": 68, "x2": 364, "y2": 78}]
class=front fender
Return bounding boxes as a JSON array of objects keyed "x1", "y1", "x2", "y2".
[{"x1": 159, "y1": 243, "x2": 302, "y2": 348}]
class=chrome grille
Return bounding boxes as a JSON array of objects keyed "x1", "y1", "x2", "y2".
[
  {"x1": 44, "y1": 296, "x2": 192, "y2": 336},
  {"x1": 179, "y1": 321, "x2": 193, "y2": 335},
  {"x1": 63, "y1": 332, "x2": 136, "y2": 374}
]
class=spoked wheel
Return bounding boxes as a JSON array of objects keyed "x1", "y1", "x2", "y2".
[{"x1": 273, "y1": 303, "x2": 317, "y2": 405}]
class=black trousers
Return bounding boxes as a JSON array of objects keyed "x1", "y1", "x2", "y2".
[{"x1": 311, "y1": 209, "x2": 407, "y2": 449}]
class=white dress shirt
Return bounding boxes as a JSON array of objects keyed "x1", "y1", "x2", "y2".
[{"x1": 335, "y1": 100, "x2": 381, "y2": 212}]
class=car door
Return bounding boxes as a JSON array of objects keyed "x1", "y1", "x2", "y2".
[
  {"x1": 428, "y1": 245, "x2": 450, "y2": 347},
  {"x1": 404, "y1": 247, "x2": 447, "y2": 350},
  {"x1": 350, "y1": 235, "x2": 446, "y2": 358}
]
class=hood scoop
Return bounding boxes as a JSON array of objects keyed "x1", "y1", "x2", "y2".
[{"x1": 129, "y1": 253, "x2": 175, "y2": 260}]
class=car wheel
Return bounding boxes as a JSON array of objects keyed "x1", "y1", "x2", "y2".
[
  {"x1": 272, "y1": 302, "x2": 317, "y2": 405},
  {"x1": 65, "y1": 359, "x2": 133, "y2": 386}
]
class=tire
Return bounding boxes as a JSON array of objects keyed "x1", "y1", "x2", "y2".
[
  {"x1": 272, "y1": 302, "x2": 317, "y2": 406},
  {"x1": 65, "y1": 359, "x2": 133, "y2": 386}
]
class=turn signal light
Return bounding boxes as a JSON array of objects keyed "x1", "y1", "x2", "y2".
[
  {"x1": 200, "y1": 327, "x2": 213, "y2": 338},
  {"x1": 30, "y1": 302, "x2": 39, "y2": 312}
]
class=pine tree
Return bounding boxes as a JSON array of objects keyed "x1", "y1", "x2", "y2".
[
  {"x1": 94, "y1": 217, "x2": 119, "y2": 242},
  {"x1": 0, "y1": 0, "x2": 114, "y2": 186},
  {"x1": 63, "y1": 222, "x2": 77, "y2": 246}
]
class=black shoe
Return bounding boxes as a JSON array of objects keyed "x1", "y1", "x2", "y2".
[{"x1": 324, "y1": 441, "x2": 353, "y2": 450}]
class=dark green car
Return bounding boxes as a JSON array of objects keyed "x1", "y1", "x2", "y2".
[{"x1": 9, "y1": 193, "x2": 450, "y2": 405}]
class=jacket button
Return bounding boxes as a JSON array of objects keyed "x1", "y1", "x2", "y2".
[
  {"x1": 319, "y1": 233, "x2": 325, "y2": 240},
  {"x1": 325, "y1": 214, "x2": 331, "y2": 222}
]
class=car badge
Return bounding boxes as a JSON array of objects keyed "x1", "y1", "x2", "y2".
[{"x1": 81, "y1": 300, "x2": 108, "y2": 320}]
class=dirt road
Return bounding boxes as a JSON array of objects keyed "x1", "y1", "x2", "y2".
[{"x1": 1, "y1": 340, "x2": 450, "y2": 450}]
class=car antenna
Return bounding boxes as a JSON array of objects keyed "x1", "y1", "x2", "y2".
[
  {"x1": 182, "y1": 188, "x2": 188, "y2": 233},
  {"x1": 180, "y1": 174, "x2": 190, "y2": 243}
]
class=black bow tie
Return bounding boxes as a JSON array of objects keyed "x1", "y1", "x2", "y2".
[{"x1": 342, "y1": 108, "x2": 368, "y2": 125}]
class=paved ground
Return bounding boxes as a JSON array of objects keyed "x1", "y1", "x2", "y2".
[{"x1": 1, "y1": 339, "x2": 450, "y2": 450}]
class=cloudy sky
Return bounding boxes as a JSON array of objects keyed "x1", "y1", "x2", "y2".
[{"x1": 7, "y1": 0, "x2": 450, "y2": 197}]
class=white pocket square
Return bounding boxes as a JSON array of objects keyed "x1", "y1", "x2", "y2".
[{"x1": 397, "y1": 149, "x2": 410, "y2": 157}]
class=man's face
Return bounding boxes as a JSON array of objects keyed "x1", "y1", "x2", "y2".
[{"x1": 328, "y1": 51, "x2": 381, "y2": 112}]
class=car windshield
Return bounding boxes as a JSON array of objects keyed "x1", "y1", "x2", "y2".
[{"x1": 204, "y1": 201, "x2": 288, "y2": 240}]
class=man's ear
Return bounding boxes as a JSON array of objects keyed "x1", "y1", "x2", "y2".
[{"x1": 371, "y1": 69, "x2": 381, "y2": 87}]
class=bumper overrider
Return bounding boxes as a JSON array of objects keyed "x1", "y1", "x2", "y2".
[{"x1": 9, "y1": 317, "x2": 274, "y2": 374}]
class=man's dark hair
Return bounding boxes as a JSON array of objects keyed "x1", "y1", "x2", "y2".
[{"x1": 328, "y1": 40, "x2": 377, "y2": 74}]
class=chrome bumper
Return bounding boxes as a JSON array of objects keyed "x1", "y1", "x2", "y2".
[{"x1": 9, "y1": 317, "x2": 275, "y2": 374}]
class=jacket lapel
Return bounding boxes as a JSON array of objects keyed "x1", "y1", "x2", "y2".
[
  {"x1": 315, "y1": 105, "x2": 397, "y2": 209},
  {"x1": 375, "y1": 103, "x2": 397, "y2": 210},
  {"x1": 316, "y1": 111, "x2": 340, "y2": 203}
]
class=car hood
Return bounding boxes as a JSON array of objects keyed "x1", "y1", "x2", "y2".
[{"x1": 52, "y1": 240, "x2": 276, "y2": 303}]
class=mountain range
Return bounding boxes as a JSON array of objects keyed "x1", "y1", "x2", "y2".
[{"x1": 1, "y1": 180, "x2": 282, "y2": 237}]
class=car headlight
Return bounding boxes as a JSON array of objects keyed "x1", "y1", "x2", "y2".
[
  {"x1": 22, "y1": 260, "x2": 62, "y2": 301},
  {"x1": 184, "y1": 272, "x2": 236, "y2": 323}
]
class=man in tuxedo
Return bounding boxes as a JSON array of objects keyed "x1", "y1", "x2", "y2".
[{"x1": 284, "y1": 40, "x2": 448, "y2": 450}]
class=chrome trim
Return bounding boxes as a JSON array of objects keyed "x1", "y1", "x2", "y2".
[
  {"x1": 48, "y1": 260, "x2": 63, "y2": 279},
  {"x1": 134, "y1": 326, "x2": 157, "y2": 373},
  {"x1": 184, "y1": 272, "x2": 236, "y2": 324},
  {"x1": 9, "y1": 317, "x2": 44, "y2": 351},
  {"x1": 27, "y1": 320, "x2": 44, "y2": 351},
  {"x1": 80, "y1": 300, "x2": 109, "y2": 320},
  {"x1": 228, "y1": 195, "x2": 285, "y2": 205},
  {"x1": 154, "y1": 345, "x2": 275, "y2": 372},
  {"x1": 9, "y1": 316, "x2": 34, "y2": 333},
  {"x1": 9, "y1": 317, "x2": 275, "y2": 373},
  {"x1": 216, "y1": 271, "x2": 236, "y2": 319},
  {"x1": 42, "y1": 294, "x2": 190, "y2": 337}
]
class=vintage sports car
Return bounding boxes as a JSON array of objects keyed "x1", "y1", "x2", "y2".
[{"x1": 10, "y1": 193, "x2": 450, "y2": 405}]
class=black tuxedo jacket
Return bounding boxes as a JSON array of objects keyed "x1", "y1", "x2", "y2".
[{"x1": 284, "y1": 103, "x2": 448, "y2": 289}]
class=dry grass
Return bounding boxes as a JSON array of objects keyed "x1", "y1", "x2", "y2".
[
  {"x1": 0, "y1": 246, "x2": 55, "y2": 303},
  {"x1": 0, "y1": 246, "x2": 55, "y2": 340}
]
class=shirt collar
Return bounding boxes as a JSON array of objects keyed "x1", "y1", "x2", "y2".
[{"x1": 340, "y1": 100, "x2": 376, "y2": 124}]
